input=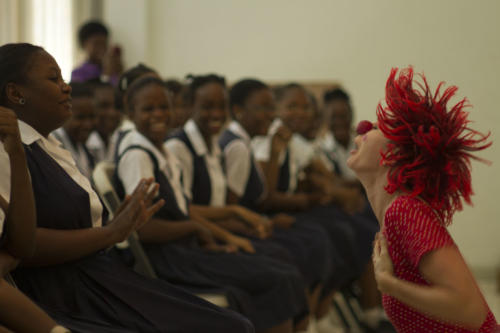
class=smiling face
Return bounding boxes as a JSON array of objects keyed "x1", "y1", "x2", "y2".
[
  {"x1": 277, "y1": 87, "x2": 311, "y2": 134},
  {"x1": 63, "y1": 96, "x2": 96, "y2": 144},
  {"x1": 93, "y1": 86, "x2": 121, "y2": 139},
  {"x1": 347, "y1": 122, "x2": 390, "y2": 177},
  {"x1": 326, "y1": 99, "x2": 353, "y2": 148},
  {"x1": 237, "y1": 88, "x2": 276, "y2": 137},
  {"x1": 130, "y1": 83, "x2": 172, "y2": 148},
  {"x1": 191, "y1": 82, "x2": 227, "y2": 138},
  {"x1": 16, "y1": 51, "x2": 72, "y2": 136}
]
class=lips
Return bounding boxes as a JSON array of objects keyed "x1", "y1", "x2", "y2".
[{"x1": 60, "y1": 98, "x2": 72, "y2": 109}]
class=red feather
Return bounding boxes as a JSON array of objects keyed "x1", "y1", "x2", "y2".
[{"x1": 377, "y1": 67, "x2": 491, "y2": 225}]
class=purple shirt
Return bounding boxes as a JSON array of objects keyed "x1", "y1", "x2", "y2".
[{"x1": 71, "y1": 61, "x2": 119, "y2": 86}]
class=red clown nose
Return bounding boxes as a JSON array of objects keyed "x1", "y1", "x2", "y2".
[{"x1": 356, "y1": 120, "x2": 373, "y2": 135}]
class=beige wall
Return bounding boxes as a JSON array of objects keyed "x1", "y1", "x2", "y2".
[{"x1": 104, "y1": 0, "x2": 500, "y2": 270}]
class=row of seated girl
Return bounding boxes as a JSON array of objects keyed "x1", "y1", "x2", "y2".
[
  {"x1": 61, "y1": 61, "x2": 386, "y2": 331},
  {"x1": 0, "y1": 43, "x2": 383, "y2": 333},
  {"x1": 65, "y1": 64, "x2": 385, "y2": 331}
]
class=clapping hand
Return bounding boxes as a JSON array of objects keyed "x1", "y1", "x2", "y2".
[{"x1": 106, "y1": 178, "x2": 164, "y2": 244}]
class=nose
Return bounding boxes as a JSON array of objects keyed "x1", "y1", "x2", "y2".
[
  {"x1": 356, "y1": 120, "x2": 373, "y2": 135},
  {"x1": 213, "y1": 107, "x2": 227, "y2": 121},
  {"x1": 62, "y1": 81, "x2": 71, "y2": 94}
]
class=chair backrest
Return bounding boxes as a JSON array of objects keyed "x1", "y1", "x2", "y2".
[
  {"x1": 92, "y1": 161, "x2": 158, "y2": 279},
  {"x1": 92, "y1": 161, "x2": 121, "y2": 220}
]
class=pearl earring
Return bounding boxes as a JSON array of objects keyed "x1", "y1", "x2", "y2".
[{"x1": 19, "y1": 98, "x2": 26, "y2": 105}]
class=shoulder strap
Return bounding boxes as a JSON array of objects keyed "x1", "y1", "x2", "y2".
[{"x1": 114, "y1": 145, "x2": 159, "y2": 199}]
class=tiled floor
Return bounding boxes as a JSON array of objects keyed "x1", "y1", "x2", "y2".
[{"x1": 478, "y1": 276, "x2": 500, "y2": 319}]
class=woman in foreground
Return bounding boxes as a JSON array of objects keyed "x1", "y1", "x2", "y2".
[{"x1": 347, "y1": 67, "x2": 499, "y2": 332}]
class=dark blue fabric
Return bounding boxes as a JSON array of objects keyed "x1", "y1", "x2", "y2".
[
  {"x1": 115, "y1": 145, "x2": 189, "y2": 221},
  {"x1": 116, "y1": 134, "x2": 309, "y2": 330},
  {"x1": 219, "y1": 129, "x2": 265, "y2": 211},
  {"x1": 277, "y1": 149, "x2": 291, "y2": 193},
  {"x1": 219, "y1": 128, "x2": 335, "y2": 288},
  {"x1": 167, "y1": 130, "x2": 213, "y2": 205},
  {"x1": 12, "y1": 142, "x2": 254, "y2": 333}
]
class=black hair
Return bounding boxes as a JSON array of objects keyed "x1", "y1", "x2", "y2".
[
  {"x1": 125, "y1": 76, "x2": 167, "y2": 113},
  {"x1": 229, "y1": 79, "x2": 268, "y2": 109},
  {"x1": 69, "y1": 82, "x2": 94, "y2": 99},
  {"x1": 118, "y1": 63, "x2": 157, "y2": 93},
  {"x1": 185, "y1": 74, "x2": 226, "y2": 105},
  {"x1": 274, "y1": 82, "x2": 306, "y2": 103},
  {"x1": 78, "y1": 21, "x2": 109, "y2": 47},
  {"x1": 323, "y1": 87, "x2": 350, "y2": 105},
  {"x1": 0, "y1": 43, "x2": 44, "y2": 106},
  {"x1": 164, "y1": 79, "x2": 184, "y2": 95}
]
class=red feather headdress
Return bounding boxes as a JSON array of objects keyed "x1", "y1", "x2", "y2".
[{"x1": 377, "y1": 67, "x2": 491, "y2": 225}]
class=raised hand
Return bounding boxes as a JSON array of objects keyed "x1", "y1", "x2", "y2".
[
  {"x1": 270, "y1": 124, "x2": 292, "y2": 155},
  {"x1": 372, "y1": 233, "x2": 394, "y2": 293},
  {"x1": 0, "y1": 107, "x2": 23, "y2": 156},
  {"x1": 106, "y1": 179, "x2": 163, "y2": 244},
  {"x1": 101, "y1": 45, "x2": 123, "y2": 77}
]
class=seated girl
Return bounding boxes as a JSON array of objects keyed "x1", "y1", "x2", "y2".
[{"x1": 0, "y1": 104, "x2": 70, "y2": 333}]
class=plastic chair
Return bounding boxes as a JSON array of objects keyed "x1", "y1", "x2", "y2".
[{"x1": 92, "y1": 161, "x2": 158, "y2": 279}]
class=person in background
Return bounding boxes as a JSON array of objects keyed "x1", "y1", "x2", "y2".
[
  {"x1": 53, "y1": 82, "x2": 97, "y2": 179},
  {"x1": 107, "y1": 63, "x2": 161, "y2": 162},
  {"x1": 85, "y1": 80, "x2": 122, "y2": 163},
  {"x1": 318, "y1": 87, "x2": 393, "y2": 331},
  {"x1": 349, "y1": 67, "x2": 498, "y2": 332},
  {"x1": 165, "y1": 79, "x2": 190, "y2": 131},
  {"x1": 71, "y1": 20, "x2": 123, "y2": 86},
  {"x1": 222, "y1": 78, "x2": 342, "y2": 332}
]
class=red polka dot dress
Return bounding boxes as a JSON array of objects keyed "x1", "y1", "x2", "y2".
[{"x1": 382, "y1": 196, "x2": 499, "y2": 332}]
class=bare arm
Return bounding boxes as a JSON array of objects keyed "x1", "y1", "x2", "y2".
[
  {"x1": 0, "y1": 108, "x2": 36, "y2": 258},
  {"x1": 374, "y1": 237, "x2": 488, "y2": 329},
  {"x1": 189, "y1": 204, "x2": 237, "y2": 220},
  {"x1": 137, "y1": 218, "x2": 199, "y2": 243},
  {"x1": 190, "y1": 210, "x2": 255, "y2": 253},
  {"x1": 23, "y1": 179, "x2": 161, "y2": 267},
  {"x1": 0, "y1": 279, "x2": 60, "y2": 333}
]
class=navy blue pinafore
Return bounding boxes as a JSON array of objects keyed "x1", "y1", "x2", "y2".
[
  {"x1": 12, "y1": 142, "x2": 253, "y2": 333},
  {"x1": 167, "y1": 130, "x2": 294, "y2": 263},
  {"x1": 115, "y1": 135, "x2": 308, "y2": 331},
  {"x1": 219, "y1": 129, "x2": 335, "y2": 288},
  {"x1": 275, "y1": 146, "x2": 365, "y2": 287}
]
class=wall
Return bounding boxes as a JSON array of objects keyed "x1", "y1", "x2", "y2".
[{"x1": 104, "y1": 0, "x2": 500, "y2": 270}]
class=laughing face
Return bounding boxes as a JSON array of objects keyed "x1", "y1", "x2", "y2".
[
  {"x1": 16, "y1": 50, "x2": 73, "y2": 136},
  {"x1": 347, "y1": 122, "x2": 389, "y2": 175},
  {"x1": 130, "y1": 83, "x2": 172, "y2": 148},
  {"x1": 276, "y1": 87, "x2": 311, "y2": 134},
  {"x1": 191, "y1": 82, "x2": 227, "y2": 138}
]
